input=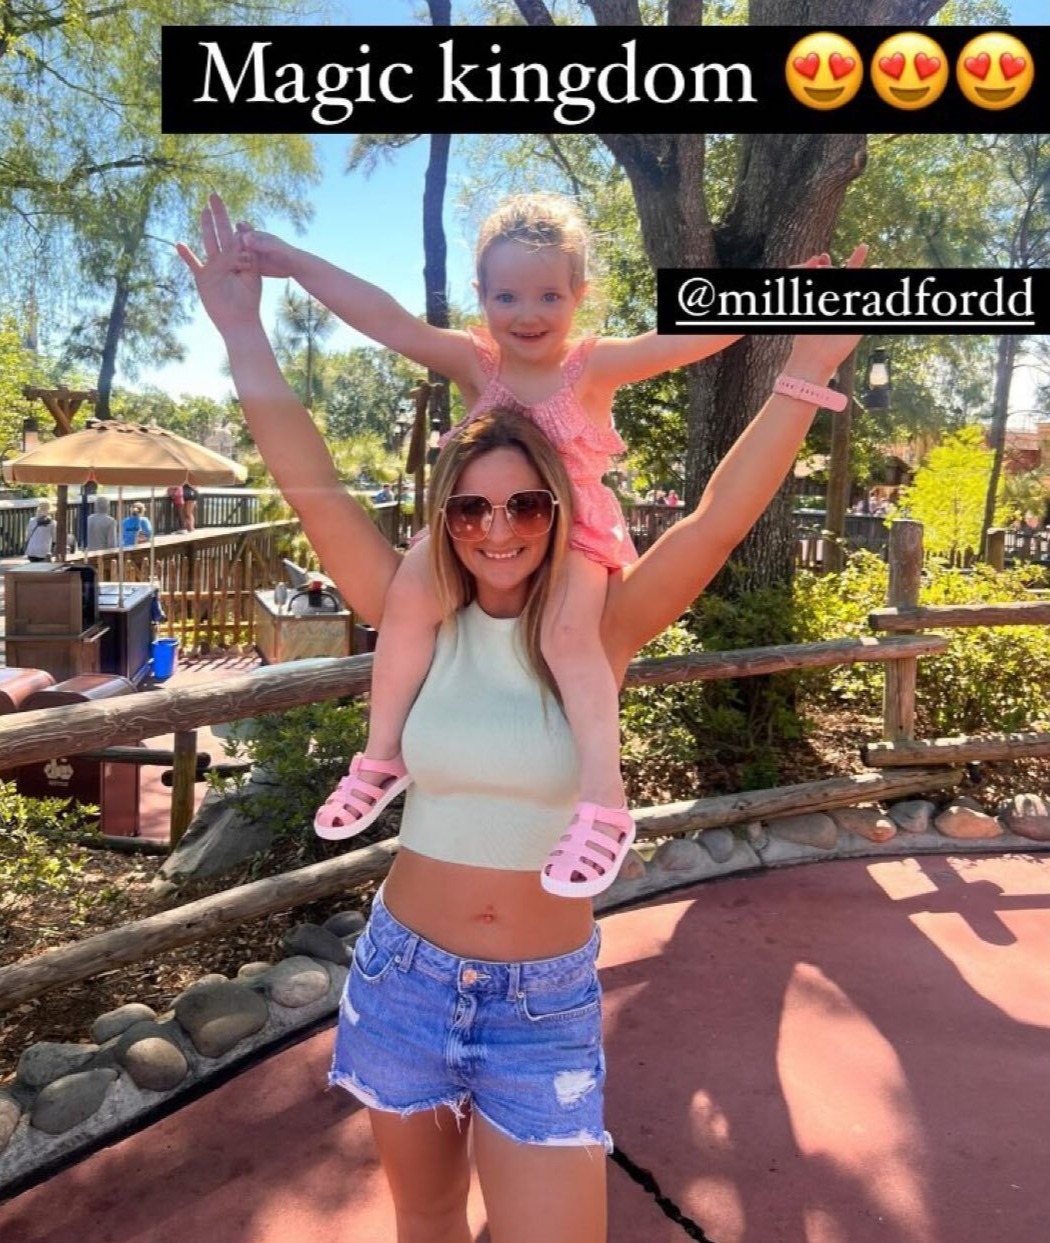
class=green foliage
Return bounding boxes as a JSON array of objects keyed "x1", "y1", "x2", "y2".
[
  {"x1": 322, "y1": 348, "x2": 424, "y2": 443},
  {"x1": 0, "y1": 312, "x2": 52, "y2": 449},
  {"x1": 794, "y1": 553, "x2": 1050, "y2": 735},
  {"x1": 890, "y1": 426, "x2": 1006, "y2": 559},
  {"x1": 0, "y1": 781, "x2": 98, "y2": 902},
  {"x1": 621, "y1": 582, "x2": 804, "y2": 793},
  {"x1": 211, "y1": 699, "x2": 370, "y2": 857}
]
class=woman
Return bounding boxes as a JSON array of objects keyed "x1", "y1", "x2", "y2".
[{"x1": 179, "y1": 195, "x2": 863, "y2": 1243}]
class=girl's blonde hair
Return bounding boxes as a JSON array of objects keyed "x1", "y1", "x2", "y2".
[
  {"x1": 427, "y1": 409, "x2": 572, "y2": 701},
  {"x1": 475, "y1": 192, "x2": 591, "y2": 297}
]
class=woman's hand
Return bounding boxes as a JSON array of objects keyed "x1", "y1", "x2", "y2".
[
  {"x1": 785, "y1": 243, "x2": 869, "y2": 382},
  {"x1": 176, "y1": 194, "x2": 262, "y2": 337},
  {"x1": 236, "y1": 225, "x2": 301, "y2": 279}
]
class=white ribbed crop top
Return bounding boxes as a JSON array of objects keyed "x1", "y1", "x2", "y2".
[{"x1": 399, "y1": 601, "x2": 579, "y2": 870}]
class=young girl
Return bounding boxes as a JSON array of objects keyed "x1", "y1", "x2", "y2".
[{"x1": 239, "y1": 193, "x2": 742, "y2": 897}]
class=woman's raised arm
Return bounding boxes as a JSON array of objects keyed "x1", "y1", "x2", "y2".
[
  {"x1": 603, "y1": 252, "x2": 867, "y2": 668},
  {"x1": 177, "y1": 195, "x2": 400, "y2": 627}
]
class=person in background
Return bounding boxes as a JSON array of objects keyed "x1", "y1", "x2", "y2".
[
  {"x1": 86, "y1": 495, "x2": 119, "y2": 552},
  {"x1": 665, "y1": 489, "x2": 680, "y2": 508},
  {"x1": 181, "y1": 482, "x2": 198, "y2": 532},
  {"x1": 122, "y1": 501, "x2": 153, "y2": 547},
  {"x1": 24, "y1": 501, "x2": 56, "y2": 562},
  {"x1": 167, "y1": 483, "x2": 187, "y2": 532}
]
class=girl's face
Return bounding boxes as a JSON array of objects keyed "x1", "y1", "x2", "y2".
[
  {"x1": 479, "y1": 240, "x2": 583, "y2": 367},
  {"x1": 446, "y1": 446, "x2": 554, "y2": 618}
]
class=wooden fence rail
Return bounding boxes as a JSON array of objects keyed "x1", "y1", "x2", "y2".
[{"x1": 75, "y1": 520, "x2": 299, "y2": 649}]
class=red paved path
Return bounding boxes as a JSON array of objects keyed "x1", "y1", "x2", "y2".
[{"x1": 3, "y1": 853, "x2": 1048, "y2": 1242}]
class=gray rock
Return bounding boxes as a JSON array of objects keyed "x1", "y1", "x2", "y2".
[
  {"x1": 158, "y1": 785, "x2": 278, "y2": 883},
  {"x1": 935, "y1": 804, "x2": 1004, "y2": 839},
  {"x1": 251, "y1": 956, "x2": 331, "y2": 1008},
  {"x1": 91, "y1": 1003, "x2": 158, "y2": 1045},
  {"x1": 744, "y1": 821, "x2": 769, "y2": 850},
  {"x1": 617, "y1": 846, "x2": 647, "y2": 881},
  {"x1": 323, "y1": 910, "x2": 367, "y2": 938},
  {"x1": 282, "y1": 923, "x2": 350, "y2": 966},
  {"x1": 998, "y1": 793, "x2": 1050, "y2": 842},
  {"x1": 237, "y1": 961, "x2": 274, "y2": 980},
  {"x1": 114, "y1": 1020, "x2": 191, "y2": 1092},
  {"x1": 30, "y1": 1069, "x2": 118, "y2": 1135},
  {"x1": 768, "y1": 812, "x2": 838, "y2": 850},
  {"x1": 651, "y1": 837, "x2": 706, "y2": 872},
  {"x1": 831, "y1": 807, "x2": 897, "y2": 843},
  {"x1": 17, "y1": 1042, "x2": 100, "y2": 1090},
  {"x1": 120, "y1": 1037, "x2": 189, "y2": 1092},
  {"x1": 889, "y1": 799, "x2": 935, "y2": 834},
  {"x1": 0, "y1": 1090, "x2": 22, "y2": 1153},
  {"x1": 699, "y1": 827, "x2": 736, "y2": 863},
  {"x1": 173, "y1": 982, "x2": 269, "y2": 1058},
  {"x1": 186, "y1": 973, "x2": 229, "y2": 990}
]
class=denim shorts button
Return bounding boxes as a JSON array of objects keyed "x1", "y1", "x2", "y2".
[{"x1": 462, "y1": 968, "x2": 478, "y2": 985}]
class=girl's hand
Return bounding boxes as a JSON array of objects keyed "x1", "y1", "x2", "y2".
[
  {"x1": 785, "y1": 243, "x2": 869, "y2": 381},
  {"x1": 237, "y1": 226, "x2": 300, "y2": 279},
  {"x1": 176, "y1": 194, "x2": 262, "y2": 337}
]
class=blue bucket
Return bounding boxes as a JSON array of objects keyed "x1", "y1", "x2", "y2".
[{"x1": 151, "y1": 637, "x2": 180, "y2": 680}]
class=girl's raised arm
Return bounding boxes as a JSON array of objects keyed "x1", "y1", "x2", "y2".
[
  {"x1": 604, "y1": 248, "x2": 866, "y2": 667},
  {"x1": 177, "y1": 195, "x2": 400, "y2": 627},
  {"x1": 241, "y1": 228, "x2": 477, "y2": 385}
]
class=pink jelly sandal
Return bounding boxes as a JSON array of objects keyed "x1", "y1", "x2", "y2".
[
  {"x1": 540, "y1": 802, "x2": 636, "y2": 899},
  {"x1": 313, "y1": 753, "x2": 411, "y2": 840}
]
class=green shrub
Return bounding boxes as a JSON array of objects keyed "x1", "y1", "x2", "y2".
[
  {"x1": 0, "y1": 782, "x2": 99, "y2": 902},
  {"x1": 793, "y1": 553, "x2": 1050, "y2": 734},
  {"x1": 621, "y1": 583, "x2": 805, "y2": 792},
  {"x1": 212, "y1": 697, "x2": 370, "y2": 858}
]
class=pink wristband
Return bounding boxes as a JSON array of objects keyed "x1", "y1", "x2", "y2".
[{"x1": 773, "y1": 373, "x2": 847, "y2": 412}]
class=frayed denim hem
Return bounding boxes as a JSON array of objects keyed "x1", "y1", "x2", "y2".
[
  {"x1": 328, "y1": 1068, "x2": 471, "y2": 1129},
  {"x1": 472, "y1": 1103, "x2": 613, "y2": 1156}
]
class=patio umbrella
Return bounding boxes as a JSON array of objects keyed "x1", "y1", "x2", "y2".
[{"x1": 2, "y1": 420, "x2": 247, "y2": 601}]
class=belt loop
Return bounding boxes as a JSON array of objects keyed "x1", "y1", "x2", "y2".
[
  {"x1": 397, "y1": 933, "x2": 419, "y2": 973},
  {"x1": 506, "y1": 962, "x2": 521, "y2": 1001}
]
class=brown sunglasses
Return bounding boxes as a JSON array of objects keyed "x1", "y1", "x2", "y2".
[{"x1": 440, "y1": 490, "x2": 559, "y2": 542}]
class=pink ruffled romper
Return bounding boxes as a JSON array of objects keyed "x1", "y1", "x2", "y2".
[{"x1": 446, "y1": 328, "x2": 637, "y2": 571}]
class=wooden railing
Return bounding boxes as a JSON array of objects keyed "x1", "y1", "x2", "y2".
[{"x1": 73, "y1": 521, "x2": 300, "y2": 649}]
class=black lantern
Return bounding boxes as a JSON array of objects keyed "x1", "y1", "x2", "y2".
[{"x1": 863, "y1": 349, "x2": 891, "y2": 411}]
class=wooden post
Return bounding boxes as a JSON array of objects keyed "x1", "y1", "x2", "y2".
[
  {"x1": 985, "y1": 528, "x2": 1006, "y2": 571},
  {"x1": 882, "y1": 519, "x2": 923, "y2": 741},
  {"x1": 170, "y1": 729, "x2": 198, "y2": 846},
  {"x1": 823, "y1": 348, "x2": 857, "y2": 574}
]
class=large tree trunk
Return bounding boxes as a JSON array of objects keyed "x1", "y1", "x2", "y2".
[
  {"x1": 517, "y1": 0, "x2": 948, "y2": 593},
  {"x1": 95, "y1": 274, "x2": 130, "y2": 422},
  {"x1": 980, "y1": 333, "x2": 1018, "y2": 558}
]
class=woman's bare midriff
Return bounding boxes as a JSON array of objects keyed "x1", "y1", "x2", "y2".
[{"x1": 382, "y1": 847, "x2": 595, "y2": 960}]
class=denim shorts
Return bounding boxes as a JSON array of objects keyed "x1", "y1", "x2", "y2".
[{"x1": 329, "y1": 887, "x2": 611, "y2": 1152}]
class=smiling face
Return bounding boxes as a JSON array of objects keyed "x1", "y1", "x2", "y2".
[
  {"x1": 785, "y1": 32, "x2": 864, "y2": 111},
  {"x1": 479, "y1": 240, "x2": 583, "y2": 367},
  {"x1": 871, "y1": 32, "x2": 949, "y2": 111},
  {"x1": 447, "y1": 445, "x2": 554, "y2": 617},
  {"x1": 956, "y1": 32, "x2": 1034, "y2": 111}
]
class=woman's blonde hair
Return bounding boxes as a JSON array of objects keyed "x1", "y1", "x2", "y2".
[
  {"x1": 475, "y1": 192, "x2": 591, "y2": 297},
  {"x1": 427, "y1": 409, "x2": 573, "y2": 701}
]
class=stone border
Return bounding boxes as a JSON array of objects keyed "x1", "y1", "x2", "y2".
[{"x1": 2, "y1": 791, "x2": 1048, "y2": 1198}]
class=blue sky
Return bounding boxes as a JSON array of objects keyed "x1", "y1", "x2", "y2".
[{"x1": 135, "y1": 0, "x2": 1049, "y2": 412}]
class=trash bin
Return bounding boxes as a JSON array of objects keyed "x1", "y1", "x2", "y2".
[
  {"x1": 16, "y1": 674, "x2": 141, "y2": 836},
  {"x1": 151, "y1": 637, "x2": 180, "y2": 681}
]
